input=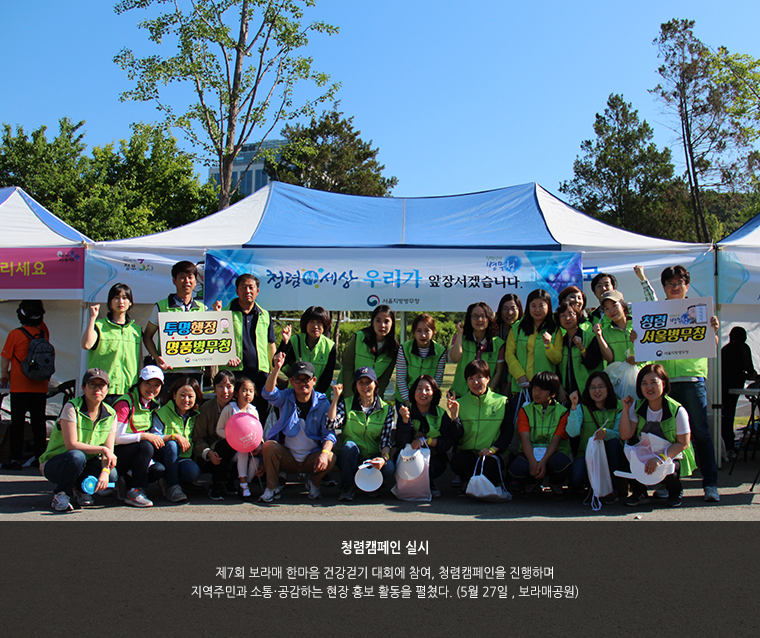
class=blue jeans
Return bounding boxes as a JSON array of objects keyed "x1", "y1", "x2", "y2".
[
  {"x1": 154, "y1": 441, "x2": 201, "y2": 487},
  {"x1": 43, "y1": 450, "x2": 118, "y2": 497},
  {"x1": 669, "y1": 380, "x2": 717, "y2": 488},
  {"x1": 338, "y1": 441, "x2": 395, "y2": 489}
]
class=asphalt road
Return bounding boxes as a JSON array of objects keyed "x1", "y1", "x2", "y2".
[{"x1": 3, "y1": 456, "x2": 760, "y2": 521}]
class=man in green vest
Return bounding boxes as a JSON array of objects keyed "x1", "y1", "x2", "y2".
[
  {"x1": 635, "y1": 264, "x2": 720, "y2": 503},
  {"x1": 222, "y1": 274, "x2": 276, "y2": 418},
  {"x1": 143, "y1": 261, "x2": 207, "y2": 396}
]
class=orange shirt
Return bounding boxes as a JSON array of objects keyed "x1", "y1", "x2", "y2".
[
  {"x1": 517, "y1": 406, "x2": 569, "y2": 438},
  {"x1": 1, "y1": 323, "x2": 50, "y2": 393}
]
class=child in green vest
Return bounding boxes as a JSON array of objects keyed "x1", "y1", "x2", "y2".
[
  {"x1": 619, "y1": 364, "x2": 696, "y2": 508},
  {"x1": 450, "y1": 301, "x2": 505, "y2": 398},
  {"x1": 341, "y1": 305, "x2": 398, "y2": 399},
  {"x1": 509, "y1": 371, "x2": 571, "y2": 498}
]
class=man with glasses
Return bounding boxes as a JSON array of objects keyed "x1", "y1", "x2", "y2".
[
  {"x1": 259, "y1": 353, "x2": 337, "y2": 502},
  {"x1": 634, "y1": 265, "x2": 721, "y2": 502}
]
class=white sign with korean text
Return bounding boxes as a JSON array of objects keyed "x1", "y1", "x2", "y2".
[
  {"x1": 632, "y1": 297, "x2": 716, "y2": 362},
  {"x1": 158, "y1": 311, "x2": 236, "y2": 368}
]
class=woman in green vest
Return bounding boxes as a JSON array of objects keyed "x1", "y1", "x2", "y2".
[
  {"x1": 328, "y1": 367, "x2": 395, "y2": 501},
  {"x1": 278, "y1": 306, "x2": 337, "y2": 394},
  {"x1": 558, "y1": 285, "x2": 590, "y2": 329},
  {"x1": 151, "y1": 377, "x2": 203, "y2": 503},
  {"x1": 449, "y1": 359, "x2": 511, "y2": 491},
  {"x1": 593, "y1": 290, "x2": 636, "y2": 365},
  {"x1": 566, "y1": 371, "x2": 622, "y2": 499},
  {"x1": 619, "y1": 364, "x2": 696, "y2": 508},
  {"x1": 495, "y1": 293, "x2": 523, "y2": 396},
  {"x1": 112, "y1": 365, "x2": 166, "y2": 508},
  {"x1": 508, "y1": 371, "x2": 572, "y2": 497},
  {"x1": 395, "y1": 313, "x2": 447, "y2": 407},
  {"x1": 40, "y1": 368, "x2": 118, "y2": 512},
  {"x1": 505, "y1": 289, "x2": 562, "y2": 395},
  {"x1": 81, "y1": 283, "x2": 142, "y2": 403},
  {"x1": 341, "y1": 305, "x2": 398, "y2": 400},
  {"x1": 450, "y1": 302, "x2": 505, "y2": 398},
  {"x1": 397, "y1": 375, "x2": 457, "y2": 496},
  {"x1": 553, "y1": 301, "x2": 603, "y2": 397}
]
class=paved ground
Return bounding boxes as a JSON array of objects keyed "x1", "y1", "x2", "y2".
[{"x1": 3, "y1": 455, "x2": 760, "y2": 521}]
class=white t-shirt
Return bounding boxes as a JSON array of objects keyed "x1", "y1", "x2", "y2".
[
  {"x1": 628, "y1": 404, "x2": 690, "y2": 436},
  {"x1": 285, "y1": 418, "x2": 314, "y2": 462}
]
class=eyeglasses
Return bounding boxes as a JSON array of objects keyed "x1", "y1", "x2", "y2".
[
  {"x1": 87, "y1": 381, "x2": 107, "y2": 389},
  {"x1": 664, "y1": 280, "x2": 686, "y2": 289}
]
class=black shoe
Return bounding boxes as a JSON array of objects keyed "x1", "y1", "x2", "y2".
[
  {"x1": 224, "y1": 479, "x2": 237, "y2": 495},
  {"x1": 626, "y1": 492, "x2": 651, "y2": 507},
  {"x1": 182, "y1": 481, "x2": 206, "y2": 493},
  {"x1": 666, "y1": 494, "x2": 682, "y2": 508},
  {"x1": 3, "y1": 460, "x2": 23, "y2": 471},
  {"x1": 321, "y1": 475, "x2": 337, "y2": 487},
  {"x1": 209, "y1": 483, "x2": 225, "y2": 500}
]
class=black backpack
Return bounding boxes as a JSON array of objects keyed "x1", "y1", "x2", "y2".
[{"x1": 18, "y1": 327, "x2": 55, "y2": 381}]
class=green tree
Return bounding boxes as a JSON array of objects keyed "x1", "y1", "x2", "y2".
[
  {"x1": 265, "y1": 105, "x2": 398, "y2": 196},
  {"x1": 114, "y1": 0, "x2": 340, "y2": 210},
  {"x1": 651, "y1": 19, "x2": 745, "y2": 242},
  {"x1": 559, "y1": 94, "x2": 689, "y2": 239}
]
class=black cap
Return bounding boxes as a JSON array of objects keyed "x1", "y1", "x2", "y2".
[
  {"x1": 289, "y1": 361, "x2": 315, "y2": 379},
  {"x1": 82, "y1": 368, "x2": 110, "y2": 386},
  {"x1": 354, "y1": 367, "x2": 377, "y2": 383}
]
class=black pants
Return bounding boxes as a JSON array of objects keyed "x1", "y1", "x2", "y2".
[
  {"x1": 115, "y1": 441, "x2": 165, "y2": 490},
  {"x1": 205, "y1": 438, "x2": 238, "y2": 483},
  {"x1": 10, "y1": 392, "x2": 47, "y2": 462}
]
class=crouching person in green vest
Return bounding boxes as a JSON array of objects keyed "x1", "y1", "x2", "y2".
[
  {"x1": 509, "y1": 371, "x2": 572, "y2": 498},
  {"x1": 619, "y1": 364, "x2": 696, "y2": 508},
  {"x1": 151, "y1": 377, "x2": 204, "y2": 503},
  {"x1": 449, "y1": 359, "x2": 511, "y2": 493},
  {"x1": 329, "y1": 367, "x2": 395, "y2": 501},
  {"x1": 40, "y1": 369, "x2": 118, "y2": 512}
]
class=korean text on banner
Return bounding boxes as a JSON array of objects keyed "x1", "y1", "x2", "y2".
[
  {"x1": 632, "y1": 297, "x2": 716, "y2": 362},
  {"x1": 158, "y1": 311, "x2": 236, "y2": 368},
  {"x1": 0, "y1": 247, "x2": 84, "y2": 290}
]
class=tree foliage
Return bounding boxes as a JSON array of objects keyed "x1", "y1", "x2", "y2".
[
  {"x1": 265, "y1": 105, "x2": 398, "y2": 196},
  {"x1": 0, "y1": 118, "x2": 217, "y2": 240},
  {"x1": 114, "y1": 0, "x2": 340, "y2": 210},
  {"x1": 651, "y1": 19, "x2": 748, "y2": 242},
  {"x1": 559, "y1": 94, "x2": 693, "y2": 240}
]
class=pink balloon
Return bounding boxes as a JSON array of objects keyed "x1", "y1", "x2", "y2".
[{"x1": 225, "y1": 412, "x2": 263, "y2": 453}]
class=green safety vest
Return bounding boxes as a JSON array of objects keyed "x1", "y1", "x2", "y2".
[
  {"x1": 451, "y1": 336, "x2": 505, "y2": 399},
  {"x1": 88, "y1": 316, "x2": 141, "y2": 396},
  {"x1": 117, "y1": 387, "x2": 158, "y2": 433},
  {"x1": 661, "y1": 358, "x2": 708, "y2": 379},
  {"x1": 395, "y1": 339, "x2": 446, "y2": 403},
  {"x1": 154, "y1": 401, "x2": 198, "y2": 458},
  {"x1": 634, "y1": 396, "x2": 696, "y2": 477},
  {"x1": 353, "y1": 329, "x2": 395, "y2": 381},
  {"x1": 155, "y1": 296, "x2": 207, "y2": 355},
  {"x1": 224, "y1": 302, "x2": 271, "y2": 374},
  {"x1": 40, "y1": 397, "x2": 116, "y2": 463},
  {"x1": 559, "y1": 328, "x2": 602, "y2": 395},
  {"x1": 520, "y1": 401, "x2": 571, "y2": 458},
  {"x1": 290, "y1": 332, "x2": 334, "y2": 380},
  {"x1": 511, "y1": 327, "x2": 557, "y2": 394},
  {"x1": 576, "y1": 401, "x2": 621, "y2": 455},
  {"x1": 339, "y1": 398, "x2": 391, "y2": 459},
  {"x1": 410, "y1": 406, "x2": 445, "y2": 439},
  {"x1": 602, "y1": 320, "x2": 634, "y2": 364},
  {"x1": 458, "y1": 389, "x2": 508, "y2": 452}
]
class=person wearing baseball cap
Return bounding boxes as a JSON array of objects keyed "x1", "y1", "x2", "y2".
[
  {"x1": 109, "y1": 365, "x2": 167, "y2": 508},
  {"x1": 593, "y1": 290, "x2": 636, "y2": 367},
  {"x1": 259, "y1": 353, "x2": 337, "y2": 502},
  {"x1": 327, "y1": 366, "x2": 395, "y2": 501},
  {"x1": 39, "y1": 369, "x2": 118, "y2": 512}
]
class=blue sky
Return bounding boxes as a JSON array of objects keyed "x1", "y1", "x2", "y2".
[{"x1": 1, "y1": 1, "x2": 758, "y2": 198}]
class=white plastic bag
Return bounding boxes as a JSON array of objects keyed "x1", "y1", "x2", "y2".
[
  {"x1": 392, "y1": 446, "x2": 432, "y2": 502},
  {"x1": 605, "y1": 361, "x2": 638, "y2": 400},
  {"x1": 584, "y1": 436, "x2": 613, "y2": 511},
  {"x1": 465, "y1": 456, "x2": 512, "y2": 502}
]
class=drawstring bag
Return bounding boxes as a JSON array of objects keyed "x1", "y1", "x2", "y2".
[
  {"x1": 392, "y1": 443, "x2": 432, "y2": 501},
  {"x1": 466, "y1": 456, "x2": 512, "y2": 502},
  {"x1": 584, "y1": 436, "x2": 613, "y2": 511}
]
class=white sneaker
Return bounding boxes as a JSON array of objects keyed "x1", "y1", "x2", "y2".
[
  {"x1": 125, "y1": 488, "x2": 153, "y2": 508},
  {"x1": 306, "y1": 476, "x2": 322, "y2": 500},
  {"x1": 51, "y1": 492, "x2": 73, "y2": 512},
  {"x1": 259, "y1": 486, "x2": 282, "y2": 502},
  {"x1": 704, "y1": 486, "x2": 721, "y2": 502}
]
